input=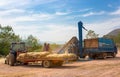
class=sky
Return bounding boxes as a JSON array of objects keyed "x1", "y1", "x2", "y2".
[{"x1": 0, "y1": 0, "x2": 120, "y2": 44}]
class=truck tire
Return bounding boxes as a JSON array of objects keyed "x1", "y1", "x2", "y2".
[
  {"x1": 55, "y1": 61, "x2": 63, "y2": 66},
  {"x1": 23, "y1": 63, "x2": 28, "y2": 65},
  {"x1": 5, "y1": 55, "x2": 9, "y2": 65},
  {"x1": 9, "y1": 54, "x2": 15, "y2": 66},
  {"x1": 89, "y1": 53, "x2": 94, "y2": 59},
  {"x1": 102, "y1": 53, "x2": 107, "y2": 59},
  {"x1": 112, "y1": 52, "x2": 116, "y2": 58},
  {"x1": 42, "y1": 60, "x2": 52, "y2": 68},
  {"x1": 6, "y1": 59, "x2": 9, "y2": 65},
  {"x1": 92, "y1": 55, "x2": 97, "y2": 59},
  {"x1": 81, "y1": 55, "x2": 86, "y2": 58},
  {"x1": 58, "y1": 61, "x2": 63, "y2": 66},
  {"x1": 4, "y1": 60, "x2": 7, "y2": 64}
]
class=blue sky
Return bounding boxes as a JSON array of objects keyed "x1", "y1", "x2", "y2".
[{"x1": 0, "y1": 0, "x2": 120, "y2": 44}]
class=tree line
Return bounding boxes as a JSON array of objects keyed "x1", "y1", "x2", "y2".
[{"x1": 0, "y1": 25, "x2": 42, "y2": 56}]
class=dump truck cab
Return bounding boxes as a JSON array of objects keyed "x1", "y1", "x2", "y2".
[{"x1": 5, "y1": 42, "x2": 26, "y2": 66}]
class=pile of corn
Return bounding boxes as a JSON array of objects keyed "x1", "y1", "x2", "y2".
[
  {"x1": 46, "y1": 53, "x2": 77, "y2": 60},
  {"x1": 17, "y1": 52, "x2": 50, "y2": 60},
  {"x1": 17, "y1": 52, "x2": 77, "y2": 61}
]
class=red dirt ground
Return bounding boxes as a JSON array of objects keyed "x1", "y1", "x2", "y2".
[{"x1": 0, "y1": 51, "x2": 120, "y2": 77}]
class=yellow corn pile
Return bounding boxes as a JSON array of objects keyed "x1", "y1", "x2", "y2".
[
  {"x1": 46, "y1": 53, "x2": 77, "y2": 60},
  {"x1": 17, "y1": 52, "x2": 50, "y2": 60},
  {"x1": 17, "y1": 52, "x2": 77, "y2": 61}
]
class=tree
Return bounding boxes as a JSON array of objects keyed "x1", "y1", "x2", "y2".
[
  {"x1": 50, "y1": 43, "x2": 61, "y2": 51},
  {"x1": 108, "y1": 34, "x2": 120, "y2": 47},
  {"x1": 25, "y1": 35, "x2": 42, "y2": 52},
  {"x1": 0, "y1": 25, "x2": 21, "y2": 55},
  {"x1": 86, "y1": 30, "x2": 99, "y2": 39},
  {"x1": 103, "y1": 33, "x2": 120, "y2": 47}
]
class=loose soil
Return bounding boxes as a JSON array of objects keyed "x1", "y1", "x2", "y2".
[{"x1": 0, "y1": 51, "x2": 120, "y2": 77}]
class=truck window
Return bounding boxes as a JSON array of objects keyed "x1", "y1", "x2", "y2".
[{"x1": 99, "y1": 38, "x2": 114, "y2": 48}]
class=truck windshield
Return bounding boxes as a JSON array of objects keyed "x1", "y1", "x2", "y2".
[{"x1": 12, "y1": 43, "x2": 25, "y2": 51}]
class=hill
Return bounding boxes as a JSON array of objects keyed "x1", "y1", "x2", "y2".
[
  {"x1": 103, "y1": 28, "x2": 120, "y2": 47},
  {"x1": 104, "y1": 29, "x2": 120, "y2": 38}
]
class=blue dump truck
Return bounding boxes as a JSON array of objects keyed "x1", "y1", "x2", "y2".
[
  {"x1": 52, "y1": 21, "x2": 117, "y2": 59},
  {"x1": 78, "y1": 21, "x2": 117, "y2": 59},
  {"x1": 83, "y1": 38, "x2": 117, "y2": 59}
]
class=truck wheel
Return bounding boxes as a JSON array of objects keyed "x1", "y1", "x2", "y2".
[
  {"x1": 23, "y1": 63, "x2": 28, "y2": 65},
  {"x1": 112, "y1": 52, "x2": 116, "y2": 58},
  {"x1": 58, "y1": 61, "x2": 63, "y2": 66},
  {"x1": 42, "y1": 60, "x2": 52, "y2": 68},
  {"x1": 102, "y1": 53, "x2": 107, "y2": 59},
  {"x1": 92, "y1": 55, "x2": 97, "y2": 59},
  {"x1": 55, "y1": 61, "x2": 63, "y2": 66},
  {"x1": 9, "y1": 54, "x2": 15, "y2": 66},
  {"x1": 89, "y1": 54, "x2": 93, "y2": 59},
  {"x1": 81, "y1": 55, "x2": 86, "y2": 58},
  {"x1": 5, "y1": 55, "x2": 9, "y2": 65},
  {"x1": 6, "y1": 59, "x2": 9, "y2": 65},
  {"x1": 4, "y1": 60, "x2": 7, "y2": 64}
]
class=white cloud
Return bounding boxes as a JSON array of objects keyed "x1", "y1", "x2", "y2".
[
  {"x1": 0, "y1": 9, "x2": 25, "y2": 16},
  {"x1": 38, "y1": 25, "x2": 77, "y2": 43},
  {"x1": 0, "y1": 0, "x2": 57, "y2": 9},
  {"x1": 84, "y1": 17, "x2": 120, "y2": 37},
  {"x1": 0, "y1": 9, "x2": 55, "y2": 24},
  {"x1": 13, "y1": 13, "x2": 54, "y2": 22},
  {"x1": 82, "y1": 11, "x2": 105, "y2": 17},
  {"x1": 11, "y1": 24, "x2": 77, "y2": 44},
  {"x1": 13, "y1": 17, "x2": 120, "y2": 43},
  {"x1": 110, "y1": 8, "x2": 120, "y2": 15},
  {"x1": 55, "y1": 12, "x2": 69, "y2": 15},
  {"x1": 0, "y1": 9, "x2": 70, "y2": 24},
  {"x1": 79, "y1": 8, "x2": 92, "y2": 12},
  {"x1": 55, "y1": 8, "x2": 92, "y2": 16},
  {"x1": 0, "y1": 0, "x2": 28, "y2": 9},
  {"x1": 82, "y1": 12, "x2": 94, "y2": 17}
]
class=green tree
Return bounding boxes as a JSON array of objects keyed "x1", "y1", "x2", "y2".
[
  {"x1": 0, "y1": 25, "x2": 21, "y2": 55},
  {"x1": 111, "y1": 34, "x2": 120, "y2": 47},
  {"x1": 103, "y1": 33, "x2": 120, "y2": 46},
  {"x1": 25, "y1": 35, "x2": 42, "y2": 52},
  {"x1": 50, "y1": 43, "x2": 61, "y2": 51},
  {"x1": 86, "y1": 30, "x2": 99, "y2": 39}
]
